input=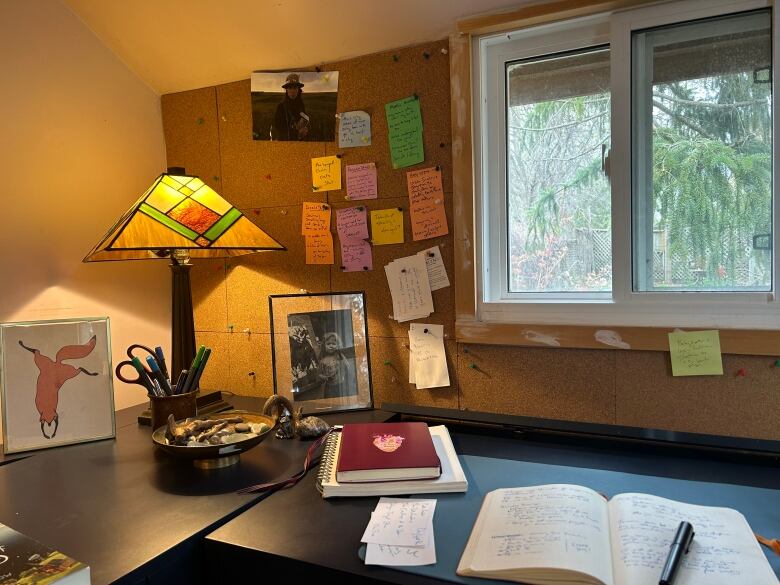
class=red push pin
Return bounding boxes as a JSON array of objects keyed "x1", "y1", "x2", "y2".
[{"x1": 736, "y1": 368, "x2": 748, "y2": 378}]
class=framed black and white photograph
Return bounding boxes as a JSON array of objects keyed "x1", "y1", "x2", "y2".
[
  {"x1": 269, "y1": 292, "x2": 372, "y2": 414},
  {"x1": 251, "y1": 70, "x2": 339, "y2": 142},
  {"x1": 0, "y1": 316, "x2": 115, "y2": 454}
]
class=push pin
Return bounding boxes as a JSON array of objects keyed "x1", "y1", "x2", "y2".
[
  {"x1": 242, "y1": 328, "x2": 251, "y2": 334},
  {"x1": 363, "y1": 266, "x2": 369, "y2": 271},
  {"x1": 440, "y1": 142, "x2": 446, "y2": 148},
  {"x1": 383, "y1": 359, "x2": 393, "y2": 366},
  {"x1": 322, "y1": 204, "x2": 328, "y2": 210},
  {"x1": 413, "y1": 93, "x2": 419, "y2": 100},
  {"x1": 736, "y1": 368, "x2": 748, "y2": 378},
  {"x1": 221, "y1": 115, "x2": 227, "y2": 122},
  {"x1": 336, "y1": 153, "x2": 343, "y2": 159},
  {"x1": 340, "y1": 265, "x2": 346, "y2": 270},
  {"x1": 345, "y1": 195, "x2": 351, "y2": 200},
  {"x1": 248, "y1": 371, "x2": 256, "y2": 377},
  {"x1": 300, "y1": 289, "x2": 308, "y2": 293},
  {"x1": 435, "y1": 165, "x2": 440, "y2": 171},
  {"x1": 422, "y1": 51, "x2": 430, "y2": 59},
  {"x1": 228, "y1": 324, "x2": 234, "y2": 331},
  {"x1": 463, "y1": 347, "x2": 470, "y2": 354},
  {"x1": 357, "y1": 206, "x2": 364, "y2": 211},
  {"x1": 253, "y1": 209, "x2": 260, "y2": 215},
  {"x1": 468, "y1": 363, "x2": 477, "y2": 369},
  {"x1": 392, "y1": 54, "x2": 400, "y2": 62},
  {"x1": 265, "y1": 174, "x2": 272, "y2": 180},
  {"x1": 196, "y1": 117, "x2": 204, "y2": 125},
  {"x1": 315, "y1": 66, "x2": 321, "y2": 72},
  {"x1": 397, "y1": 207, "x2": 403, "y2": 212},
  {"x1": 428, "y1": 252, "x2": 435, "y2": 258},
  {"x1": 280, "y1": 209, "x2": 287, "y2": 215},
  {"x1": 213, "y1": 176, "x2": 220, "y2": 181},
  {"x1": 423, "y1": 328, "x2": 429, "y2": 334},
  {"x1": 775, "y1": 359, "x2": 780, "y2": 367},
  {"x1": 312, "y1": 185, "x2": 319, "y2": 191},
  {"x1": 441, "y1": 48, "x2": 448, "y2": 55},
  {"x1": 401, "y1": 268, "x2": 407, "y2": 273}
]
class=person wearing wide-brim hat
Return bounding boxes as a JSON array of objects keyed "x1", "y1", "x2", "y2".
[{"x1": 272, "y1": 73, "x2": 310, "y2": 140}]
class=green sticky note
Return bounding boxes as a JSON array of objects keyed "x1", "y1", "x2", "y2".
[
  {"x1": 385, "y1": 96, "x2": 424, "y2": 169},
  {"x1": 668, "y1": 330, "x2": 723, "y2": 376}
]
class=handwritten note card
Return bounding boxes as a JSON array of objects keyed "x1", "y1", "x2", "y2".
[
  {"x1": 305, "y1": 233, "x2": 334, "y2": 265},
  {"x1": 338, "y1": 110, "x2": 372, "y2": 148},
  {"x1": 370, "y1": 208, "x2": 404, "y2": 245},
  {"x1": 345, "y1": 163, "x2": 378, "y2": 201},
  {"x1": 340, "y1": 238, "x2": 373, "y2": 272},
  {"x1": 385, "y1": 96, "x2": 424, "y2": 169},
  {"x1": 363, "y1": 498, "x2": 437, "y2": 566},
  {"x1": 336, "y1": 206, "x2": 369, "y2": 241},
  {"x1": 407, "y1": 167, "x2": 449, "y2": 241},
  {"x1": 409, "y1": 324, "x2": 449, "y2": 389},
  {"x1": 417, "y1": 246, "x2": 449, "y2": 291},
  {"x1": 301, "y1": 202, "x2": 331, "y2": 235},
  {"x1": 311, "y1": 155, "x2": 341, "y2": 192},
  {"x1": 668, "y1": 330, "x2": 723, "y2": 376},
  {"x1": 384, "y1": 254, "x2": 433, "y2": 322}
]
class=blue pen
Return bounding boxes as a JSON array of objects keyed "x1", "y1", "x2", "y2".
[
  {"x1": 154, "y1": 346, "x2": 170, "y2": 382},
  {"x1": 146, "y1": 355, "x2": 172, "y2": 395}
]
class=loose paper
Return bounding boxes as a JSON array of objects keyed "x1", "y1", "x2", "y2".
[
  {"x1": 384, "y1": 254, "x2": 434, "y2": 322},
  {"x1": 361, "y1": 498, "x2": 436, "y2": 546},
  {"x1": 407, "y1": 167, "x2": 448, "y2": 241},
  {"x1": 345, "y1": 163, "x2": 378, "y2": 201},
  {"x1": 338, "y1": 110, "x2": 372, "y2": 148},
  {"x1": 371, "y1": 208, "x2": 404, "y2": 245},
  {"x1": 668, "y1": 330, "x2": 723, "y2": 376},
  {"x1": 364, "y1": 533, "x2": 436, "y2": 566},
  {"x1": 311, "y1": 155, "x2": 341, "y2": 192},
  {"x1": 340, "y1": 238, "x2": 373, "y2": 272},
  {"x1": 409, "y1": 324, "x2": 449, "y2": 389},
  {"x1": 305, "y1": 233, "x2": 334, "y2": 265},
  {"x1": 385, "y1": 96, "x2": 424, "y2": 169},
  {"x1": 301, "y1": 202, "x2": 331, "y2": 235},
  {"x1": 418, "y1": 246, "x2": 449, "y2": 291},
  {"x1": 336, "y1": 206, "x2": 369, "y2": 241}
]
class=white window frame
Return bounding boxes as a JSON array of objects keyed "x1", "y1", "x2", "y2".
[{"x1": 474, "y1": 0, "x2": 780, "y2": 329}]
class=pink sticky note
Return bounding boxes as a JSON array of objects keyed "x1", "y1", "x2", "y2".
[
  {"x1": 336, "y1": 206, "x2": 369, "y2": 241},
  {"x1": 345, "y1": 163, "x2": 378, "y2": 200},
  {"x1": 340, "y1": 238, "x2": 373, "y2": 272}
]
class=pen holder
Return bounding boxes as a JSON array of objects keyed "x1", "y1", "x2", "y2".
[{"x1": 149, "y1": 391, "x2": 197, "y2": 431}]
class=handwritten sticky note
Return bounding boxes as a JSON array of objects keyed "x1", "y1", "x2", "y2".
[
  {"x1": 407, "y1": 167, "x2": 448, "y2": 241},
  {"x1": 361, "y1": 498, "x2": 436, "y2": 546},
  {"x1": 340, "y1": 238, "x2": 373, "y2": 272},
  {"x1": 301, "y1": 202, "x2": 331, "y2": 235},
  {"x1": 336, "y1": 206, "x2": 369, "y2": 241},
  {"x1": 371, "y1": 208, "x2": 404, "y2": 245},
  {"x1": 417, "y1": 246, "x2": 449, "y2": 291},
  {"x1": 345, "y1": 163, "x2": 378, "y2": 200},
  {"x1": 668, "y1": 330, "x2": 723, "y2": 376},
  {"x1": 385, "y1": 96, "x2": 424, "y2": 169},
  {"x1": 338, "y1": 110, "x2": 372, "y2": 148},
  {"x1": 312, "y1": 155, "x2": 341, "y2": 192},
  {"x1": 410, "y1": 324, "x2": 449, "y2": 389},
  {"x1": 305, "y1": 233, "x2": 334, "y2": 265}
]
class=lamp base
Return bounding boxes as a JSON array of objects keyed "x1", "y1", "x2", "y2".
[{"x1": 137, "y1": 391, "x2": 233, "y2": 426}]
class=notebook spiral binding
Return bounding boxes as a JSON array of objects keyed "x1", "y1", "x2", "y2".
[{"x1": 316, "y1": 429, "x2": 341, "y2": 488}]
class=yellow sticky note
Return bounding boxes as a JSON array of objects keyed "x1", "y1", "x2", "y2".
[
  {"x1": 668, "y1": 330, "x2": 723, "y2": 376},
  {"x1": 311, "y1": 155, "x2": 341, "y2": 192},
  {"x1": 370, "y1": 208, "x2": 404, "y2": 245},
  {"x1": 305, "y1": 233, "x2": 334, "y2": 265}
]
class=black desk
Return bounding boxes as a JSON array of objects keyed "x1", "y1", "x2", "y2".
[
  {"x1": 0, "y1": 397, "x2": 389, "y2": 584},
  {"x1": 204, "y1": 419, "x2": 780, "y2": 585}
]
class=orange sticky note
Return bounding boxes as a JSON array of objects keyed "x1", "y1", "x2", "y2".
[
  {"x1": 301, "y1": 202, "x2": 331, "y2": 235},
  {"x1": 305, "y1": 233, "x2": 334, "y2": 264},
  {"x1": 407, "y1": 167, "x2": 448, "y2": 241}
]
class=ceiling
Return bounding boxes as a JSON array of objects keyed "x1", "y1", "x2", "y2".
[{"x1": 63, "y1": 0, "x2": 530, "y2": 95}]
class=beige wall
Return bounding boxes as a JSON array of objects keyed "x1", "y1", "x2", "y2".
[{"x1": 0, "y1": 0, "x2": 170, "y2": 426}]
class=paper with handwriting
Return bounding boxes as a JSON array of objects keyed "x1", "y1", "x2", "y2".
[
  {"x1": 407, "y1": 167, "x2": 448, "y2": 240},
  {"x1": 668, "y1": 330, "x2": 723, "y2": 376},
  {"x1": 384, "y1": 254, "x2": 433, "y2": 322},
  {"x1": 338, "y1": 110, "x2": 371, "y2": 148},
  {"x1": 311, "y1": 155, "x2": 341, "y2": 192},
  {"x1": 371, "y1": 208, "x2": 404, "y2": 245},
  {"x1": 345, "y1": 163, "x2": 378, "y2": 200},
  {"x1": 301, "y1": 202, "x2": 331, "y2": 235},
  {"x1": 340, "y1": 238, "x2": 372, "y2": 272},
  {"x1": 409, "y1": 323, "x2": 449, "y2": 389},
  {"x1": 363, "y1": 498, "x2": 437, "y2": 566},
  {"x1": 305, "y1": 233, "x2": 334, "y2": 265},
  {"x1": 336, "y1": 206, "x2": 369, "y2": 240},
  {"x1": 418, "y1": 246, "x2": 449, "y2": 291},
  {"x1": 385, "y1": 96, "x2": 424, "y2": 169}
]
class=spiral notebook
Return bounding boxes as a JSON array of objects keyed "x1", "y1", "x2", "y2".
[{"x1": 316, "y1": 424, "x2": 467, "y2": 498}]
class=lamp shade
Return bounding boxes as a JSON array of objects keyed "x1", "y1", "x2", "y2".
[{"x1": 83, "y1": 172, "x2": 284, "y2": 262}]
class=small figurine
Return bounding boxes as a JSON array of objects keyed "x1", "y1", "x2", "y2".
[{"x1": 262, "y1": 395, "x2": 330, "y2": 439}]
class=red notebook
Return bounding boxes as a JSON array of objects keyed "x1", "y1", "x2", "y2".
[{"x1": 336, "y1": 422, "x2": 441, "y2": 483}]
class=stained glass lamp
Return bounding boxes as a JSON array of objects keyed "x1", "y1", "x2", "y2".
[{"x1": 84, "y1": 168, "x2": 285, "y2": 378}]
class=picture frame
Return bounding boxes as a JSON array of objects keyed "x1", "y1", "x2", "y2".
[
  {"x1": 269, "y1": 291, "x2": 372, "y2": 414},
  {"x1": 0, "y1": 317, "x2": 115, "y2": 454}
]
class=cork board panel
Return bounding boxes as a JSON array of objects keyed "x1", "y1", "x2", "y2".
[
  {"x1": 615, "y1": 351, "x2": 780, "y2": 440},
  {"x1": 192, "y1": 258, "x2": 227, "y2": 332},
  {"x1": 161, "y1": 87, "x2": 222, "y2": 184},
  {"x1": 329, "y1": 196, "x2": 455, "y2": 339},
  {"x1": 369, "y1": 336, "x2": 459, "y2": 410},
  {"x1": 224, "y1": 204, "x2": 330, "y2": 333},
  {"x1": 228, "y1": 332, "x2": 274, "y2": 398},
  {"x1": 216, "y1": 80, "x2": 328, "y2": 209},
  {"x1": 323, "y1": 39, "x2": 453, "y2": 199},
  {"x1": 193, "y1": 331, "x2": 231, "y2": 394},
  {"x1": 458, "y1": 344, "x2": 616, "y2": 424}
]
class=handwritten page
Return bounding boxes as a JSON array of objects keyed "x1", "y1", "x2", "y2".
[
  {"x1": 338, "y1": 110, "x2": 372, "y2": 148},
  {"x1": 417, "y1": 246, "x2": 449, "y2": 291},
  {"x1": 384, "y1": 254, "x2": 434, "y2": 322},
  {"x1": 340, "y1": 238, "x2": 373, "y2": 272},
  {"x1": 361, "y1": 498, "x2": 436, "y2": 546},
  {"x1": 371, "y1": 208, "x2": 404, "y2": 245},
  {"x1": 305, "y1": 233, "x2": 334, "y2": 265},
  {"x1": 668, "y1": 330, "x2": 723, "y2": 376},
  {"x1": 301, "y1": 202, "x2": 331, "y2": 235},
  {"x1": 365, "y1": 535, "x2": 437, "y2": 566},
  {"x1": 345, "y1": 163, "x2": 378, "y2": 200},
  {"x1": 385, "y1": 96, "x2": 424, "y2": 169},
  {"x1": 311, "y1": 155, "x2": 341, "y2": 192},
  {"x1": 409, "y1": 324, "x2": 449, "y2": 389},
  {"x1": 609, "y1": 493, "x2": 778, "y2": 585},
  {"x1": 336, "y1": 206, "x2": 369, "y2": 240},
  {"x1": 407, "y1": 167, "x2": 449, "y2": 240}
]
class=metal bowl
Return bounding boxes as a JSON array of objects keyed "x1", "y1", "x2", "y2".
[{"x1": 151, "y1": 410, "x2": 277, "y2": 468}]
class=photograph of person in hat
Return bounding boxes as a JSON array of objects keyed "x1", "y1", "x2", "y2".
[{"x1": 250, "y1": 71, "x2": 339, "y2": 141}]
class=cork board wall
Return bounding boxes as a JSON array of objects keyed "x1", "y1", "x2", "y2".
[{"x1": 161, "y1": 39, "x2": 780, "y2": 441}]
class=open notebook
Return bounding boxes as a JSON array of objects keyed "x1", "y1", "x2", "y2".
[{"x1": 316, "y1": 424, "x2": 467, "y2": 498}]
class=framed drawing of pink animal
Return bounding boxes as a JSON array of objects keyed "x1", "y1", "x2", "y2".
[{"x1": 0, "y1": 317, "x2": 115, "y2": 454}]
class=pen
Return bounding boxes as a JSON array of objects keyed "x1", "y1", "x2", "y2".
[
  {"x1": 154, "y1": 346, "x2": 170, "y2": 382},
  {"x1": 659, "y1": 521, "x2": 694, "y2": 585},
  {"x1": 130, "y1": 356, "x2": 156, "y2": 395},
  {"x1": 188, "y1": 347, "x2": 211, "y2": 393},
  {"x1": 146, "y1": 355, "x2": 172, "y2": 395},
  {"x1": 173, "y1": 370, "x2": 188, "y2": 394},
  {"x1": 179, "y1": 345, "x2": 206, "y2": 394}
]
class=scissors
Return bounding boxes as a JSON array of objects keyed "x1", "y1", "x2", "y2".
[{"x1": 115, "y1": 344, "x2": 168, "y2": 396}]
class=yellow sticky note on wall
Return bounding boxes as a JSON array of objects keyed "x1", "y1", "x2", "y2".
[
  {"x1": 370, "y1": 208, "x2": 404, "y2": 245},
  {"x1": 668, "y1": 330, "x2": 723, "y2": 376},
  {"x1": 311, "y1": 155, "x2": 341, "y2": 192}
]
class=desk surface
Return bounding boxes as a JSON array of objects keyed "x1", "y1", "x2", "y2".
[{"x1": 204, "y1": 423, "x2": 780, "y2": 585}]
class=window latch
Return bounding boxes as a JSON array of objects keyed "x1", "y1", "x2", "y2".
[{"x1": 601, "y1": 144, "x2": 611, "y2": 179}]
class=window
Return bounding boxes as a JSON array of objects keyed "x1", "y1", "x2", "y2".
[{"x1": 474, "y1": 0, "x2": 778, "y2": 328}]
